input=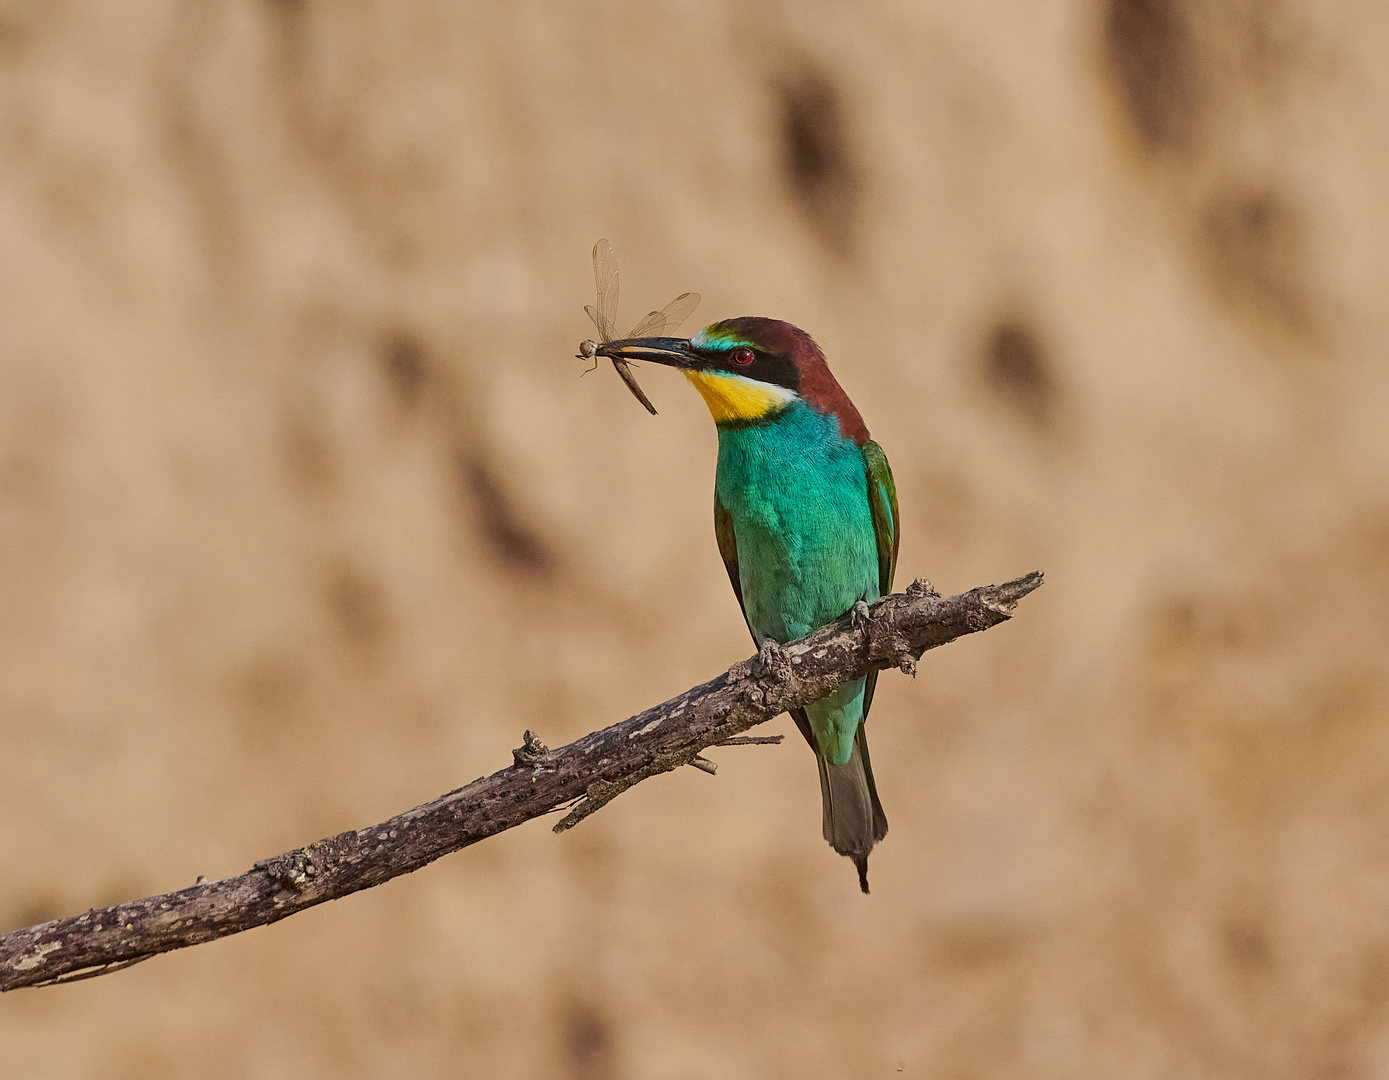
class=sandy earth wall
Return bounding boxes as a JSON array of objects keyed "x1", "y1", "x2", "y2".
[{"x1": 2, "y1": 1, "x2": 1389, "y2": 1077}]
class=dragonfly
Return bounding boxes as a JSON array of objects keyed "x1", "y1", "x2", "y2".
[{"x1": 577, "y1": 238, "x2": 700, "y2": 415}]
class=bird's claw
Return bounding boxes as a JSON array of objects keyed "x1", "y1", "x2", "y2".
[
  {"x1": 754, "y1": 637, "x2": 789, "y2": 680},
  {"x1": 850, "y1": 599, "x2": 872, "y2": 632}
]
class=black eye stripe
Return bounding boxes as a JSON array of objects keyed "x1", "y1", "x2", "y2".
[{"x1": 709, "y1": 347, "x2": 800, "y2": 393}]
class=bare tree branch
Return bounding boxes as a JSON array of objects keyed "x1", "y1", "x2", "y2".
[{"x1": 0, "y1": 571, "x2": 1042, "y2": 991}]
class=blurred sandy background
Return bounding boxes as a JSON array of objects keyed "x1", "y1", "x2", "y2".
[{"x1": 2, "y1": 0, "x2": 1388, "y2": 1076}]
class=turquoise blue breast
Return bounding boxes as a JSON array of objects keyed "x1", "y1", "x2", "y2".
[{"x1": 715, "y1": 402, "x2": 879, "y2": 764}]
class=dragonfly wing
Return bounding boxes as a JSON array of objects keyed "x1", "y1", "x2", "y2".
[
  {"x1": 625, "y1": 292, "x2": 701, "y2": 338},
  {"x1": 591, "y1": 238, "x2": 619, "y2": 341},
  {"x1": 626, "y1": 308, "x2": 667, "y2": 338},
  {"x1": 657, "y1": 291, "x2": 701, "y2": 335}
]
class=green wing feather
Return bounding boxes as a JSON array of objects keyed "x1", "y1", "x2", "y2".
[
  {"x1": 859, "y1": 440, "x2": 900, "y2": 723},
  {"x1": 713, "y1": 493, "x2": 751, "y2": 638},
  {"x1": 862, "y1": 440, "x2": 900, "y2": 596},
  {"x1": 715, "y1": 492, "x2": 820, "y2": 752}
]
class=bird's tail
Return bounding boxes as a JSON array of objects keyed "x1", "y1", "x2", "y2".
[{"x1": 816, "y1": 724, "x2": 889, "y2": 893}]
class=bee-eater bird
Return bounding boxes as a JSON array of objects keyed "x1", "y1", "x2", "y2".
[{"x1": 598, "y1": 318, "x2": 899, "y2": 892}]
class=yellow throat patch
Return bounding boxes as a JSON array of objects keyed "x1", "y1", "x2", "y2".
[{"x1": 684, "y1": 370, "x2": 798, "y2": 424}]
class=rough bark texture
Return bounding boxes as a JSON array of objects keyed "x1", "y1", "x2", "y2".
[{"x1": 0, "y1": 572, "x2": 1040, "y2": 992}]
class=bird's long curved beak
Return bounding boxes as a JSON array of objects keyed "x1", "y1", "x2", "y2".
[{"x1": 595, "y1": 337, "x2": 701, "y2": 369}]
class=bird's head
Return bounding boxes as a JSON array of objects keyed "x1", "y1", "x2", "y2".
[{"x1": 596, "y1": 316, "x2": 869, "y2": 443}]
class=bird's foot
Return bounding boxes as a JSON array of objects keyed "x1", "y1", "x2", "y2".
[
  {"x1": 892, "y1": 581, "x2": 939, "y2": 675},
  {"x1": 850, "y1": 599, "x2": 872, "y2": 632},
  {"x1": 754, "y1": 636, "x2": 790, "y2": 681}
]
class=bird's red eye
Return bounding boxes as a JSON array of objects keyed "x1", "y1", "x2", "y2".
[{"x1": 732, "y1": 348, "x2": 754, "y2": 366}]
